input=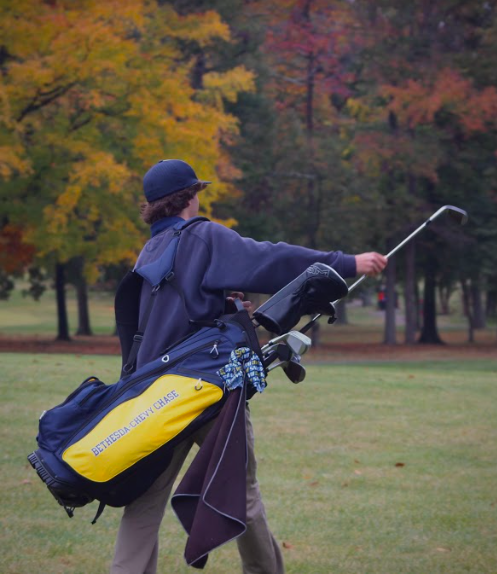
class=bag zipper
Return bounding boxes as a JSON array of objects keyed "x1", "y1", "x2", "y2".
[
  {"x1": 77, "y1": 380, "x2": 106, "y2": 406},
  {"x1": 55, "y1": 377, "x2": 101, "y2": 409},
  {"x1": 62, "y1": 338, "x2": 221, "y2": 450},
  {"x1": 79, "y1": 338, "x2": 220, "y2": 408}
]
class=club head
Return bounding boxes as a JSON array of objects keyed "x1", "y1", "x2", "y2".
[
  {"x1": 444, "y1": 205, "x2": 468, "y2": 225},
  {"x1": 262, "y1": 331, "x2": 311, "y2": 356},
  {"x1": 283, "y1": 358, "x2": 306, "y2": 384},
  {"x1": 284, "y1": 331, "x2": 311, "y2": 356}
]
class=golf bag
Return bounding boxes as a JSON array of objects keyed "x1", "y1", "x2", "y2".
[{"x1": 28, "y1": 218, "x2": 263, "y2": 521}]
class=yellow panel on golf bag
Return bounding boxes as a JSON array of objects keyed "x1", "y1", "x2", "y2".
[{"x1": 62, "y1": 374, "x2": 223, "y2": 482}]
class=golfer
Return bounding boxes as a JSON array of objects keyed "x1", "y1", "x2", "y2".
[{"x1": 110, "y1": 159, "x2": 387, "y2": 574}]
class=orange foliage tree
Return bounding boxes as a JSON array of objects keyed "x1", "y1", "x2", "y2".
[{"x1": 346, "y1": 0, "x2": 497, "y2": 344}]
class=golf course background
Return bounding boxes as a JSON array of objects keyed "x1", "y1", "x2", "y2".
[
  {"x1": 1, "y1": 289, "x2": 496, "y2": 573},
  {"x1": 2, "y1": 1, "x2": 497, "y2": 571}
]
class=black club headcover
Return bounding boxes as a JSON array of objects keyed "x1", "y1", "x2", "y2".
[{"x1": 253, "y1": 263, "x2": 349, "y2": 334}]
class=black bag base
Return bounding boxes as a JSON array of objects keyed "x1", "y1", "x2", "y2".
[{"x1": 28, "y1": 451, "x2": 94, "y2": 518}]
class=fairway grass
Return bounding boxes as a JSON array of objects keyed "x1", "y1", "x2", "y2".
[
  {"x1": 1, "y1": 354, "x2": 496, "y2": 573},
  {"x1": 0, "y1": 287, "x2": 116, "y2": 336}
]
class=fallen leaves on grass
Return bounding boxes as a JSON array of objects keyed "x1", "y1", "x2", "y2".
[
  {"x1": 395, "y1": 462, "x2": 406, "y2": 467},
  {"x1": 435, "y1": 547, "x2": 451, "y2": 553},
  {"x1": 282, "y1": 542, "x2": 294, "y2": 549}
]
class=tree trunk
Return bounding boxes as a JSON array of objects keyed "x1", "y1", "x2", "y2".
[
  {"x1": 414, "y1": 276, "x2": 421, "y2": 330},
  {"x1": 68, "y1": 256, "x2": 93, "y2": 336},
  {"x1": 470, "y1": 281, "x2": 486, "y2": 329},
  {"x1": 360, "y1": 289, "x2": 373, "y2": 307},
  {"x1": 75, "y1": 277, "x2": 92, "y2": 335},
  {"x1": 418, "y1": 254, "x2": 443, "y2": 344},
  {"x1": 461, "y1": 279, "x2": 475, "y2": 343},
  {"x1": 310, "y1": 321, "x2": 320, "y2": 347},
  {"x1": 55, "y1": 262, "x2": 71, "y2": 341},
  {"x1": 438, "y1": 285, "x2": 451, "y2": 315},
  {"x1": 191, "y1": 51, "x2": 206, "y2": 90},
  {"x1": 384, "y1": 243, "x2": 396, "y2": 345},
  {"x1": 404, "y1": 239, "x2": 416, "y2": 344},
  {"x1": 486, "y1": 288, "x2": 497, "y2": 319},
  {"x1": 335, "y1": 300, "x2": 348, "y2": 325}
]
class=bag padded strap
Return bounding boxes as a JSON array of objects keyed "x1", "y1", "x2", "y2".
[
  {"x1": 123, "y1": 217, "x2": 209, "y2": 375},
  {"x1": 135, "y1": 217, "x2": 208, "y2": 287},
  {"x1": 115, "y1": 271, "x2": 143, "y2": 372}
]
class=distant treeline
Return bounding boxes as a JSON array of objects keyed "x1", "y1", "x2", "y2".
[{"x1": 1, "y1": 0, "x2": 496, "y2": 343}]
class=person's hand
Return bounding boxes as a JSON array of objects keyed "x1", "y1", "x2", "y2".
[
  {"x1": 355, "y1": 252, "x2": 388, "y2": 277},
  {"x1": 226, "y1": 291, "x2": 253, "y2": 313}
]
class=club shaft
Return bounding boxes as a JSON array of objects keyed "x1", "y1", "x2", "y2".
[
  {"x1": 333, "y1": 219, "x2": 432, "y2": 303},
  {"x1": 302, "y1": 205, "x2": 458, "y2": 331}
]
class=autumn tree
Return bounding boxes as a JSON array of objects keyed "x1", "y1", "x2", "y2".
[
  {"x1": 346, "y1": 0, "x2": 497, "y2": 344},
  {"x1": 0, "y1": 0, "x2": 254, "y2": 339},
  {"x1": 238, "y1": 0, "x2": 383, "y2": 342}
]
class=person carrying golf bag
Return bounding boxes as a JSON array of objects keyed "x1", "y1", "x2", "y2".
[{"x1": 110, "y1": 159, "x2": 387, "y2": 574}]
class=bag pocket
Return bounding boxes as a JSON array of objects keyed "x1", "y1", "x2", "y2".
[{"x1": 37, "y1": 377, "x2": 106, "y2": 451}]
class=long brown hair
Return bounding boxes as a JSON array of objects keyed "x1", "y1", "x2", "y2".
[{"x1": 140, "y1": 182, "x2": 207, "y2": 225}]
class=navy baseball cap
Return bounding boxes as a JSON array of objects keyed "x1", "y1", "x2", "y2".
[{"x1": 143, "y1": 159, "x2": 211, "y2": 202}]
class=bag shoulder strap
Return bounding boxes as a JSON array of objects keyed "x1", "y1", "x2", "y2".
[
  {"x1": 115, "y1": 271, "x2": 143, "y2": 371},
  {"x1": 122, "y1": 216, "x2": 209, "y2": 375},
  {"x1": 135, "y1": 216, "x2": 209, "y2": 287}
]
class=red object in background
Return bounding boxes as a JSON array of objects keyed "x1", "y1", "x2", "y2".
[
  {"x1": 0, "y1": 225, "x2": 35, "y2": 274},
  {"x1": 377, "y1": 289, "x2": 386, "y2": 310}
]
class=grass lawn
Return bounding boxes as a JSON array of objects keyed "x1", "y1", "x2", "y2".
[
  {"x1": 0, "y1": 286, "x2": 116, "y2": 336},
  {"x1": 1, "y1": 353, "x2": 496, "y2": 573}
]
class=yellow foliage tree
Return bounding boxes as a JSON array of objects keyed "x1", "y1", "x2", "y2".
[
  {"x1": 0, "y1": 0, "x2": 254, "y2": 263},
  {"x1": 0, "y1": 0, "x2": 254, "y2": 336}
]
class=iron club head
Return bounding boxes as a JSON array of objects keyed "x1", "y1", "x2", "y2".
[
  {"x1": 262, "y1": 330, "x2": 311, "y2": 356},
  {"x1": 427, "y1": 204, "x2": 468, "y2": 226},
  {"x1": 444, "y1": 205, "x2": 468, "y2": 225},
  {"x1": 283, "y1": 358, "x2": 306, "y2": 384},
  {"x1": 285, "y1": 331, "x2": 311, "y2": 356}
]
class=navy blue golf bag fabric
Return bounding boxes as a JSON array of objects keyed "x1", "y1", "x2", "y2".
[{"x1": 114, "y1": 270, "x2": 142, "y2": 373}]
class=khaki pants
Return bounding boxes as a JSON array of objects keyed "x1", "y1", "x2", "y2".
[{"x1": 110, "y1": 405, "x2": 284, "y2": 574}]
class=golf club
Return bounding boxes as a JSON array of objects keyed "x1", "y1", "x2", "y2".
[
  {"x1": 266, "y1": 352, "x2": 306, "y2": 383},
  {"x1": 262, "y1": 331, "x2": 311, "y2": 373},
  {"x1": 262, "y1": 331, "x2": 312, "y2": 357},
  {"x1": 283, "y1": 357, "x2": 306, "y2": 383},
  {"x1": 263, "y1": 343, "x2": 293, "y2": 369},
  {"x1": 301, "y1": 204, "x2": 468, "y2": 334}
]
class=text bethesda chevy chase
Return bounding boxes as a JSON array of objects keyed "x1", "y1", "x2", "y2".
[{"x1": 90, "y1": 390, "x2": 180, "y2": 456}]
